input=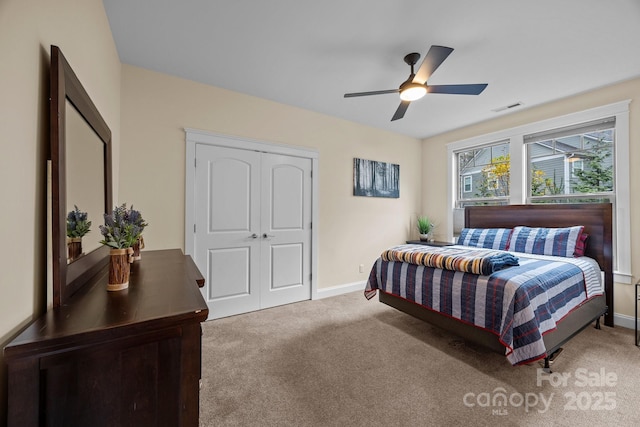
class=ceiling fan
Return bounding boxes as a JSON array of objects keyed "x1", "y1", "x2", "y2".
[{"x1": 344, "y1": 45, "x2": 488, "y2": 121}]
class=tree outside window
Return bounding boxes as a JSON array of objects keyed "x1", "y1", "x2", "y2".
[
  {"x1": 476, "y1": 154, "x2": 510, "y2": 198},
  {"x1": 571, "y1": 139, "x2": 613, "y2": 193},
  {"x1": 531, "y1": 167, "x2": 564, "y2": 196}
]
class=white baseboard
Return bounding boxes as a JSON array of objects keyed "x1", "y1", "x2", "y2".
[
  {"x1": 314, "y1": 281, "x2": 365, "y2": 299},
  {"x1": 614, "y1": 312, "x2": 635, "y2": 330}
]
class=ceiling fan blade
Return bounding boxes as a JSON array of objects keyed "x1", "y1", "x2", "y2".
[
  {"x1": 413, "y1": 45, "x2": 454, "y2": 84},
  {"x1": 427, "y1": 84, "x2": 488, "y2": 95},
  {"x1": 391, "y1": 100, "x2": 410, "y2": 121},
  {"x1": 344, "y1": 89, "x2": 399, "y2": 98}
]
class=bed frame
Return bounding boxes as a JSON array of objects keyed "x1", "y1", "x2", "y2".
[{"x1": 379, "y1": 203, "x2": 613, "y2": 367}]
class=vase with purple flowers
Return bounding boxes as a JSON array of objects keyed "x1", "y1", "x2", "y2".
[{"x1": 99, "y1": 204, "x2": 148, "y2": 291}]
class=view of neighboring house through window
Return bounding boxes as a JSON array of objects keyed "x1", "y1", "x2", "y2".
[
  {"x1": 447, "y1": 101, "x2": 630, "y2": 280},
  {"x1": 456, "y1": 141, "x2": 510, "y2": 207},
  {"x1": 526, "y1": 117, "x2": 615, "y2": 203},
  {"x1": 455, "y1": 119, "x2": 615, "y2": 210}
]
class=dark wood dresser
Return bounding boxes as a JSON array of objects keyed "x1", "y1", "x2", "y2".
[{"x1": 4, "y1": 249, "x2": 209, "y2": 427}]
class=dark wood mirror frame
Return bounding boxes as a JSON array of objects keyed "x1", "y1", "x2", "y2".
[{"x1": 51, "y1": 45, "x2": 113, "y2": 307}]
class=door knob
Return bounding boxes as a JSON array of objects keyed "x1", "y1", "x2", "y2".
[{"x1": 250, "y1": 233, "x2": 258, "y2": 239}]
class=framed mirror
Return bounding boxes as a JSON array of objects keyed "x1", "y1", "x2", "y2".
[{"x1": 50, "y1": 45, "x2": 113, "y2": 307}]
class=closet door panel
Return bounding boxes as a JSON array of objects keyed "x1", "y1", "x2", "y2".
[
  {"x1": 195, "y1": 144, "x2": 260, "y2": 318},
  {"x1": 260, "y1": 153, "x2": 312, "y2": 308}
]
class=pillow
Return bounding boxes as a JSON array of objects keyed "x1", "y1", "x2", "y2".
[
  {"x1": 457, "y1": 228, "x2": 512, "y2": 250},
  {"x1": 508, "y1": 226, "x2": 584, "y2": 258},
  {"x1": 573, "y1": 232, "x2": 589, "y2": 257}
]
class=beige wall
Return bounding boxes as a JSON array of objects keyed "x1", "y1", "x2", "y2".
[
  {"x1": 422, "y1": 77, "x2": 640, "y2": 320},
  {"x1": 0, "y1": 0, "x2": 120, "y2": 420},
  {"x1": 119, "y1": 65, "x2": 422, "y2": 289},
  {"x1": 2, "y1": 1, "x2": 636, "y2": 418}
]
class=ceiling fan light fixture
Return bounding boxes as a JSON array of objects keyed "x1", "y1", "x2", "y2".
[
  {"x1": 400, "y1": 83, "x2": 427, "y2": 101},
  {"x1": 343, "y1": 46, "x2": 486, "y2": 121}
]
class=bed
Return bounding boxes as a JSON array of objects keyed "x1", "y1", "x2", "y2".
[{"x1": 365, "y1": 203, "x2": 613, "y2": 368}]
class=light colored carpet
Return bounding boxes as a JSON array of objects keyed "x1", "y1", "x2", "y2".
[{"x1": 199, "y1": 291, "x2": 640, "y2": 426}]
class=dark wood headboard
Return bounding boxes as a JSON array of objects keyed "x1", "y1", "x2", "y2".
[{"x1": 465, "y1": 203, "x2": 613, "y2": 327}]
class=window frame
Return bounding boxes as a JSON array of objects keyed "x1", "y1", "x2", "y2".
[
  {"x1": 525, "y1": 121, "x2": 615, "y2": 201},
  {"x1": 455, "y1": 140, "x2": 511, "y2": 206},
  {"x1": 446, "y1": 100, "x2": 631, "y2": 283}
]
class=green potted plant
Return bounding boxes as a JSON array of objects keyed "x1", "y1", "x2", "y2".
[
  {"x1": 417, "y1": 216, "x2": 434, "y2": 241},
  {"x1": 99, "y1": 204, "x2": 148, "y2": 291},
  {"x1": 66, "y1": 205, "x2": 91, "y2": 261}
]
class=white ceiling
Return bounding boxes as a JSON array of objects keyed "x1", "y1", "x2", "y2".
[{"x1": 103, "y1": 0, "x2": 640, "y2": 139}]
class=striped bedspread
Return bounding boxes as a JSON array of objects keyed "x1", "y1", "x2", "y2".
[
  {"x1": 381, "y1": 244, "x2": 519, "y2": 276},
  {"x1": 365, "y1": 249, "x2": 602, "y2": 365}
]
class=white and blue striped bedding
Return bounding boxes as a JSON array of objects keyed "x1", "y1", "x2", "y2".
[
  {"x1": 365, "y1": 247, "x2": 602, "y2": 365},
  {"x1": 509, "y1": 226, "x2": 584, "y2": 258},
  {"x1": 457, "y1": 228, "x2": 512, "y2": 250}
]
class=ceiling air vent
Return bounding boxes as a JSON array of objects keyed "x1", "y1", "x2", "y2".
[{"x1": 492, "y1": 102, "x2": 523, "y2": 113}]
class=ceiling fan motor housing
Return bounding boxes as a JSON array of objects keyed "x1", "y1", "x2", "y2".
[{"x1": 403, "y1": 52, "x2": 421, "y2": 67}]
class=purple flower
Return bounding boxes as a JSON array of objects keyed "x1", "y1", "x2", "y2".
[
  {"x1": 66, "y1": 205, "x2": 91, "y2": 238},
  {"x1": 99, "y1": 203, "x2": 148, "y2": 249}
]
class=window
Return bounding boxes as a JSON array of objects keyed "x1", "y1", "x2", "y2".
[
  {"x1": 526, "y1": 118, "x2": 615, "y2": 203},
  {"x1": 446, "y1": 101, "x2": 631, "y2": 283},
  {"x1": 463, "y1": 176, "x2": 472, "y2": 193},
  {"x1": 456, "y1": 141, "x2": 510, "y2": 207}
]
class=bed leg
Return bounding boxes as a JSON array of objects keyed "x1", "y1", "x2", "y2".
[
  {"x1": 595, "y1": 317, "x2": 601, "y2": 330},
  {"x1": 541, "y1": 348, "x2": 563, "y2": 373}
]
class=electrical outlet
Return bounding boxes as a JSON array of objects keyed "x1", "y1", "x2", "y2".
[{"x1": 359, "y1": 264, "x2": 365, "y2": 273}]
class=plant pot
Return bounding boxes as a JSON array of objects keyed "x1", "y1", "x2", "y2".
[
  {"x1": 132, "y1": 235, "x2": 145, "y2": 261},
  {"x1": 107, "y1": 248, "x2": 134, "y2": 291},
  {"x1": 67, "y1": 237, "x2": 83, "y2": 261},
  {"x1": 419, "y1": 233, "x2": 431, "y2": 242}
]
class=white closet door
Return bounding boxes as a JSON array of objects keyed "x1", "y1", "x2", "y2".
[
  {"x1": 195, "y1": 144, "x2": 261, "y2": 318},
  {"x1": 195, "y1": 145, "x2": 312, "y2": 319},
  {"x1": 259, "y1": 153, "x2": 312, "y2": 309}
]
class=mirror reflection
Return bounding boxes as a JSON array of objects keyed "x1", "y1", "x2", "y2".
[{"x1": 65, "y1": 100, "x2": 105, "y2": 262}]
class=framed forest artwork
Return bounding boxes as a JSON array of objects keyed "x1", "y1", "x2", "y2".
[{"x1": 353, "y1": 158, "x2": 399, "y2": 198}]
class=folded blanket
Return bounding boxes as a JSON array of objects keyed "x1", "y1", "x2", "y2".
[{"x1": 380, "y1": 244, "x2": 519, "y2": 275}]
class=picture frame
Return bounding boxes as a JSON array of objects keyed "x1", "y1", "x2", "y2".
[{"x1": 353, "y1": 158, "x2": 399, "y2": 198}]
